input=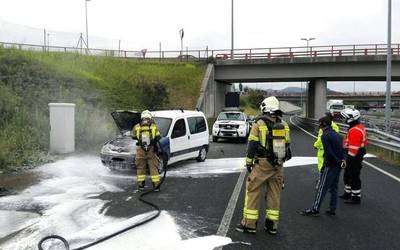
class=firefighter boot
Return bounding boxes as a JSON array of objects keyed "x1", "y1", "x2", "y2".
[
  {"x1": 345, "y1": 196, "x2": 361, "y2": 204},
  {"x1": 152, "y1": 182, "x2": 160, "y2": 192},
  {"x1": 235, "y1": 223, "x2": 256, "y2": 234},
  {"x1": 339, "y1": 193, "x2": 351, "y2": 200},
  {"x1": 138, "y1": 181, "x2": 145, "y2": 191},
  {"x1": 264, "y1": 219, "x2": 278, "y2": 235}
]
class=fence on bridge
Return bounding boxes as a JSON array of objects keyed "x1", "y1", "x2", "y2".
[{"x1": 1, "y1": 41, "x2": 399, "y2": 61}]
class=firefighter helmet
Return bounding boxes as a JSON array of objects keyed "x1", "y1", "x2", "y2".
[
  {"x1": 141, "y1": 110, "x2": 152, "y2": 120},
  {"x1": 260, "y1": 96, "x2": 280, "y2": 114},
  {"x1": 341, "y1": 108, "x2": 360, "y2": 124}
]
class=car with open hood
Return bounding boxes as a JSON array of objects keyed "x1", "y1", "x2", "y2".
[
  {"x1": 100, "y1": 109, "x2": 208, "y2": 170},
  {"x1": 100, "y1": 111, "x2": 141, "y2": 169}
]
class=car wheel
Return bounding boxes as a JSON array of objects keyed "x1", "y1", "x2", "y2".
[
  {"x1": 196, "y1": 146, "x2": 207, "y2": 162},
  {"x1": 212, "y1": 136, "x2": 218, "y2": 142},
  {"x1": 239, "y1": 137, "x2": 247, "y2": 143}
]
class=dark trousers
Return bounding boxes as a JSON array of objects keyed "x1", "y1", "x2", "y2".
[
  {"x1": 312, "y1": 166, "x2": 341, "y2": 211},
  {"x1": 343, "y1": 157, "x2": 363, "y2": 197}
]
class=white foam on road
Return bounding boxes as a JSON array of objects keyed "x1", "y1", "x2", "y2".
[{"x1": 0, "y1": 155, "x2": 232, "y2": 250}]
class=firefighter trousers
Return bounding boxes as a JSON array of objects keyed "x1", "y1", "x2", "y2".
[
  {"x1": 241, "y1": 158, "x2": 284, "y2": 229},
  {"x1": 135, "y1": 147, "x2": 160, "y2": 187}
]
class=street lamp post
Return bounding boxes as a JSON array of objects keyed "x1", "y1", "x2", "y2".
[
  {"x1": 85, "y1": 0, "x2": 90, "y2": 51},
  {"x1": 301, "y1": 37, "x2": 315, "y2": 56},
  {"x1": 300, "y1": 38, "x2": 316, "y2": 115},
  {"x1": 385, "y1": 0, "x2": 392, "y2": 132},
  {"x1": 231, "y1": 0, "x2": 234, "y2": 59}
]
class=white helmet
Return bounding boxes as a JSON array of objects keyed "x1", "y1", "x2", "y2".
[
  {"x1": 259, "y1": 96, "x2": 280, "y2": 114},
  {"x1": 141, "y1": 110, "x2": 152, "y2": 120},
  {"x1": 341, "y1": 108, "x2": 360, "y2": 124}
]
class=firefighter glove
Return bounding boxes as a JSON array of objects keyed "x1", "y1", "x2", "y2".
[{"x1": 245, "y1": 158, "x2": 254, "y2": 173}]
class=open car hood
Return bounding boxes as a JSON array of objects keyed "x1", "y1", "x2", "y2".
[{"x1": 111, "y1": 111, "x2": 141, "y2": 133}]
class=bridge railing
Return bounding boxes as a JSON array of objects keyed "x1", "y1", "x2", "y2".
[
  {"x1": 215, "y1": 43, "x2": 400, "y2": 60},
  {"x1": 1, "y1": 41, "x2": 399, "y2": 61}
]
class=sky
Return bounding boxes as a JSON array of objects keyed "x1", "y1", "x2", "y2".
[{"x1": 0, "y1": 0, "x2": 399, "y2": 91}]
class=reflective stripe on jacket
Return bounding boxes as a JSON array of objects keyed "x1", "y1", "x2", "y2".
[
  {"x1": 132, "y1": 122, "x2": 161, "y2": 145},
  {"x1": 246, "y1": 116, "x2": 290, "y2": 163},
  {"x1": 343, "y1": 123, "x2": 368, "y2": 157}
]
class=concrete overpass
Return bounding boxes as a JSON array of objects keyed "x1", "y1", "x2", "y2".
[{"x1": 197, "y1": 46, "x2": 400, "y2": 118}]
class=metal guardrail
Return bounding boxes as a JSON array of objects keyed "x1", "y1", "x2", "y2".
[
  {"x1": 216, "y1": 43, "x2": 400, "y2": 60},
  {"x1": 294, "y1": 116, "x2": 400, "y2": 154},
  {"x1": 1, "y1": 41, "x2": 399, "y2": 61}
]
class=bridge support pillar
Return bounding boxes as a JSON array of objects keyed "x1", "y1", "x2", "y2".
[
  {"x1": 196, "y1": 64, "x2": 231, "y2": 118},
  {"x1": 307, "y1": 79, "x2": 327, "y2": 119}
]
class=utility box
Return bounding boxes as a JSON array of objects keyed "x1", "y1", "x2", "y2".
[
  {"x1": 225, "y1": 92, "x2": 240, "y2": 108},
  {"x1": 49, "y1": 103, "x2": 75, "y2": 154}
]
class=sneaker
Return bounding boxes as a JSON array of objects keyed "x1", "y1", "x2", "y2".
[
  {"x1": 339, "y1": 193, "x2": 351, "y2": 200},
  {"x1": 235, "y1": 223, "x2": 256, "y2": 234},
  {"x1": 264, "y1": 219, "x2": 278, "y2": 235},
  {"x1": 325, "y1": 209, "x2": 336, "y2": 216},
  {"x1": 299, "y1": 208, "x2": 320, "y2": 217}
]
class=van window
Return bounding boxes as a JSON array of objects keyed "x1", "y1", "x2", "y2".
[
  {"x1": 171, "y1": 119, "x2": 186, "y2": 138},
  {"x1": 153, "y1": 117, "x2": 172, "y2": 137},
  {"x1": 188, "y1": 116, "x2": 207, "y2": 134}
]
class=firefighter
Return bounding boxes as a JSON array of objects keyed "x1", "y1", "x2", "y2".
[
  {"x1": 339, "y1": 108, "x2": 368, "y2": 204},
  {"x1": 314, "y1": 112, "x2": 340, "y2": 189},
  {"x1": 132, "y1": 110, "x2": 161, "y2": 192},
  {"x1": 235, "y1": 96, "x2": 291, "y2": 235}
]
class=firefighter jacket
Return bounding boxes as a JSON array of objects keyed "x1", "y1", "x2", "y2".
[
  {"x1": 343, "y1": 123, "x2": 368, "y2": 157},
  {"x1": 314, "y1": 122, "x2": 339, "y2": 172},
  {"x1": 132, "y1": 121, "x2": 161, "y2": 150},
  {"x1": 245, "y1": 115, "x2": 290, "y2": 166}
]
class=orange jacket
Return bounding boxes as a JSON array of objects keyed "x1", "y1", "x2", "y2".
[{"x1": 343, "y1": 123, "x2": 368, "y2": 157}]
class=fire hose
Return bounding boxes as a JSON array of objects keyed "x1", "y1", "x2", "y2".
[{"x1": 38, "y1": 160, "x2": 167, "y2": 250}]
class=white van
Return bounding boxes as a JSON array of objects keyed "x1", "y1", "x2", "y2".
[{"x1": 152, "y1": 110, "x2": 209, "y2": 165}]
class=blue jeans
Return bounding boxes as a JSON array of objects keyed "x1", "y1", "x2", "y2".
[{"x1": 312, "y1": 166, "x2": 341, "y2": 211}]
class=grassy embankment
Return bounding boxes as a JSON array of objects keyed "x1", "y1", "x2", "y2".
[{"x1": 0, "y1": 48, "x2": 206, "y2": 171}]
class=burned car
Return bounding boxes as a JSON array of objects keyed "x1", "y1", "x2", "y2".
[{"x1": 100, "y1": 111, "x2": 170, "y2": 170}]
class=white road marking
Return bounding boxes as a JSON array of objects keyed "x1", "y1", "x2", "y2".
[
  {"x1": 215, "y1": 169, "x2": 247, "y2": 243},
  {"x1": 363, "y1": 161, "x2": 400, "y2": 182},
  {"x1": 289, "y1": 116, "x2": 400, "y2": 183}
]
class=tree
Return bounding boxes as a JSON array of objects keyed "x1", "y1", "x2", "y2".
[
  {"x1": 239, "y1": 83, "x2": 243, "y2": 92},
  {"x1": 248, "y1": 89, "x2": 265, "y2": 109}
]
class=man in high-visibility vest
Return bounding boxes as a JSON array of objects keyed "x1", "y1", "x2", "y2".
[
  {"x1": 339, "y1": 108, "x2": 368, "y2": 204},
  {"x1": 132, "y1": 110, "x2": 161, "y2": 192},
  {"x1": 314, "y1": 112, "x2": 340, "y2": 189},
  {"x1": 235, "y1": 96, "x2": 291, "y2": 235}
]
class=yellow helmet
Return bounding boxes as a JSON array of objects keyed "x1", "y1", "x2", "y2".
[{"x1": 141, "y1": 110, "x2": 152, "y2": 120}]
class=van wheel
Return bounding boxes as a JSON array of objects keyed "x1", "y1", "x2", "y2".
[
  {"x1": 196, "y1": 146, "x2": 207, "y2": 162},
  {"x1": 212, "y1": 136, "x2": 218, "y2": 142}
]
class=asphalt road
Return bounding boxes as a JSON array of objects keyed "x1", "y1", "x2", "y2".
[
  {"x1": 1, "y1": 116, "x2": 399, "y2": 249},
  {"x1": 96, "y1": 116, "x2": 400, "y2": 249}
]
